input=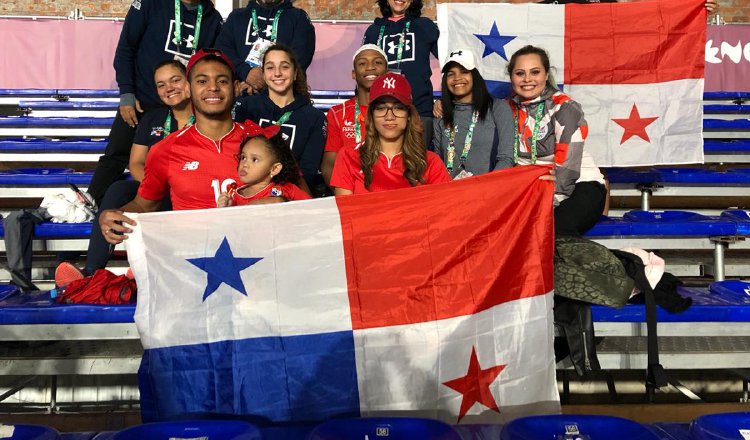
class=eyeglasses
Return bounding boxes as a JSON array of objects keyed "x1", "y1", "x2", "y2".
[{"x1": 372, "y1": 104, "x2": 409, "y2": 118}]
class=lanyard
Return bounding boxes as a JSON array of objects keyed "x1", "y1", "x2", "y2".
[
  {"x1": 445, "y1": 110, "x2": 479, "y2": 172},
  {"x1": 274, "y1": 110, "x2": 293, "y2": 126},
  {"x1": 513, "y1": 102, "x2": 545, "y2": 165},
  {"x1": 173, "y1": 0, "x2": 203, "y2": 53},
  {"x1": 252, "y1": 9, "x2": 284, "y2": 42},
  {"x1": 377, "y1": 21, "x2": 411, "y2": 66},
  {"x1": 353, "y1": 97, "x2": 364, "y2": 144},
  {"x1": 164, "y1": 113, "x2": 195, "y2": 136}
]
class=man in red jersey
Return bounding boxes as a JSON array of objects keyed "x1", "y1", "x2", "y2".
[
  {"x1": 320, "y1": 44, "x2": 388, "y2": 186},
  {"x1": 100, "y1": 49, "x2": 246, "y2": 245}
]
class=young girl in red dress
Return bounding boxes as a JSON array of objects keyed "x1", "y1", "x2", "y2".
[{"x1": 217, "y1": 122, "x2": 311, "y2": 207}]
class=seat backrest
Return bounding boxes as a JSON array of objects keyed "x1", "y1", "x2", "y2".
[
  {"x1": 689, "y1": 411, "x2": 750, "y2": 440},
  {"x1": 307, "y1": 417, "x2": 462, "y2": 440},
  {"x1": 500, "y1": 415, "x2": 661, "y2": 440},
  {"x1": 112, "y1": 420, "x2": 262, "y2": 440}
]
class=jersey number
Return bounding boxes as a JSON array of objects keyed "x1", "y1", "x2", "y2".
[{"x1": 211, "y1": 178, "x2": 236, "y2": 202}]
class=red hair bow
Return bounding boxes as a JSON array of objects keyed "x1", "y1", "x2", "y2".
[{"x1": 242, "y1": 120, "x2": 281, "y2": 139}]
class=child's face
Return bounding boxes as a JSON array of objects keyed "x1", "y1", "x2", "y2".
[{"x1": 238, "y1": 138, "x2": 279, "y2": 185}]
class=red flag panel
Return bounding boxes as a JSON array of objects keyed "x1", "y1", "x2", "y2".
[
  {"x1": 564, "y1": 0, "x2": 705, "y2": 85},
  {"x1": 336, "y1": 167, "x2": 555, "y2": 331}
]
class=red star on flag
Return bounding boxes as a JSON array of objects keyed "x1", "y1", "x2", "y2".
[
  {"x1": 612, "y1": 104, "x2": 659, "y2": 145},
  {"x1": 443, "y1": 346, "x2": 506, "y2": 422}
]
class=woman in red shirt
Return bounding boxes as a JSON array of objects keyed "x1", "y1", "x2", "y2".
[{"x1": 330, "y1": 72, "x2": 450, "y2": 195}]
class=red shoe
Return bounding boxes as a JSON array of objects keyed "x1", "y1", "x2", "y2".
[{"x1": 55, "y1": 262, "x2": 84, "y2": 289}]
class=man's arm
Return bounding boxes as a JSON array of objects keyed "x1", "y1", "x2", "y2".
[{"x1": 99, "y1": 195, "x2": 161, "y2": 245}]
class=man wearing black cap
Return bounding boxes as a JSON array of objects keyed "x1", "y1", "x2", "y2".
[{"x1": 99, "y1": 50, "x2": 247, "y2": 244}]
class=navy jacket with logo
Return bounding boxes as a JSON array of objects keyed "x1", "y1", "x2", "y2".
[
  {"x1": 234, "y1": 91, "x2": 326, "y2": 190},
  {"x1": 363, "y1": 15, "x2": 439, "y2": 117},
  {"x1": 114, "y1": 0, "x2": 223, "y2": 110},
  {"x1": 215, "y1": 0, "x2": 316, "y2": 82}
]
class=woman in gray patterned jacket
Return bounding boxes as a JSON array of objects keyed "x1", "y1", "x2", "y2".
[{"x1": 506, "y1": 45, "x2": 607, "y2": 236}]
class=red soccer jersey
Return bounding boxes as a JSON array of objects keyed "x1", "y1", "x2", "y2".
[
  {"x1": 229, "y1": 182, "x2": 312, "y2": 206},
  {"x1": 330, "y1": 146, "x2": 451, "y2": 194},
  {"x1": 324, "y1": 97, "x2": 367, "y2": 153},
  {"x1": 139, "y1": 123, "x2": 244, "y2": 210}
]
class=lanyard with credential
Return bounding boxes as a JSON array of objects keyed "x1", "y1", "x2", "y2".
[
  {"x1": 445, "y1": 110, "x2": 479, "y2": 172},
  {"x1": 353, "y1": 97, "x2": 364, "y2": 144},
  {"x1": 164, "y1": 113, "x2": 195, "y2": 136},
  {"x1": 274, "y1": 110, "x2": 293, "y2": 126},
  {"x1": 513, "y1": 102, "x2": 545, "y2": 165},
  {"x1": 173, "y1": 0, "x2": 203, "y2": 53},
  {"x1": 252, "y1": 9, "x2": 284, "y2": 42},
  {"x1": 377, "y1": 21, "x2": 411, "y2": 66}
]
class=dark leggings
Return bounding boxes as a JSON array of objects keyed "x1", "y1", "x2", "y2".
[
  {"x1": 554, "y1": 181, "x2": 607, "y2": 237},
  {"x1": 87, "y1": 111, "x2": 139, "y2": 205}
]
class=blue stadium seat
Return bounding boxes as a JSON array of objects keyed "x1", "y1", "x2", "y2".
[
  {"x1": 648, "y1": 422, "x2": 691, "y2": 440},
  {"x1": 0, "y1": 283, "x2": 21, "y2": 301},
  {"x1": 0, "y1": 89, "x2": 119, "y2": 98},
  {"x1": 0, "y1": 221, "x2": 93, "y2": 239},
  {"x1": 709, "y1": 281, "x2": 750, "y2": 304},
  {"x1": 689, "y1": 412, "x2": 750, "y2": 440},
  {"x1": 703, "y1": 92, "x2": 750, "y2": 100},
  {"x1": 0, "y1": 423, "x2": 60, "y2": 440},
  {"x1": 18, "y1": 101, "x2": 117, "y2": 110},
  {"x1": 0, "y1": 290, "x2": 135, "y2": 325},
  {"x1": 585, "y1": 215, "x2": 632, "y2": 237},
  {"x1": 623, "y1": 211, "x2": 737, "y2": 236},
  {"x1": 111, "y1": 420, "x2": 262, "y2": 440},
  {"x1": 704, "y1": 119, "x2": 750, "y2": 131},
  {"x1": 500, "y1": 414, "x2": 661, "y2": 440},
  {"x1": 704, "y1": 140, "x2": 750, "y2": 152},
  {"x1": 0, "y1": 117, "x2": 112, "y2": 127},
  {"x1": 307, "y1": 417, "x2": 462, "y2": 440},
  {"x1": 591, "y1": 286, "x2": 750, "y2": 323},
  {"x1": 720, "y1": 210, "x2": 750, "y2": 235},
  {"x1": 0, "y1": 169, "x2": 93, "y2": 185},
  {"x1": 0, "y1": 139, "x2": 107, "y2": 152},
  {"x1": 704, "y1": 104, "x2": 750, "y2": 114}
]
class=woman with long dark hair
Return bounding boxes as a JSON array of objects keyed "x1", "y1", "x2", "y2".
[
  {"x1": 434, "y1": 49, "x2": 514, "y2": 179},
  {"x1": 330, "y1": 72, "x2": 450, "y2": 194}
]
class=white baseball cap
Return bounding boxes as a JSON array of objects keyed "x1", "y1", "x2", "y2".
[
  {"x1": 352, "y1": 44, "x2": 388, "y2": 63},
  {"x1": 441, "y1": 48, "x2": 478, "y2": 72}
]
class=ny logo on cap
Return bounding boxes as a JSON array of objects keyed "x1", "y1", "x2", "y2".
[
  {"x1": 383, "y1": 77, "x2": 396, "y2": 89},
  {"x1": 450, "y1": 50, "x2": 463, "y2": 57}
]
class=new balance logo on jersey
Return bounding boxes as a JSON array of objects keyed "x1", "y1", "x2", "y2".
[{"x1": 182, "y1": 161, "x2": 200, "y2": 171}]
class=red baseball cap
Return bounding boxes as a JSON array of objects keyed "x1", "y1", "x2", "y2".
[
  {"x1": 369, "y1": 72, "x2": 412, "y2": 106},
  {"x1": 186, "y1": 49, "x2": 235, "y2": 78}
]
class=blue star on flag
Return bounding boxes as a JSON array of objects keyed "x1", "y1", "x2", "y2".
[
  {"x1": 187, "y1": 237, "x2": 263, "y2": 301},
  {"x1": 474, "y1": 22, "x2": 517, "y2": 61}
]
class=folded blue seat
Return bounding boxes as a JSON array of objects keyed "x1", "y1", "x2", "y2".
[
  {"x1": 308, "y1": 417, "x2": 462, "y2": 440},
  {"x1": 500, "y1": 414, "x2": 660, "y2": 440},
  {"x1": 112, "y1": 420, "x2": 261, "y2": 440},
  {"x1": 622, "y1": 211, "x2": 737, "y2": 236},
  {"x1": 689, "y1": 412, "x2": 750, "y2": 440},
  {"x1": 0, "y1": 139, "x2": 107, "y2": 151},
  {"x1": 0, "y1": 117, "x2": 112, "y2": 127},
  {"x1": 704, "y1": 119, "x2": 750, "y2": 131}
]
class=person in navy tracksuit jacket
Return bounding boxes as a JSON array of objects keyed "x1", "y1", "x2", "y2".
[
  {"x1": 87, "y1": 0, "x2": 222, "y2": 205},
  {"x1": 216, "y1": 0, "x2": 316, "y2": 94},
  {"x1": 362, "y1": 0, "x2": 438, "y2": 148}
]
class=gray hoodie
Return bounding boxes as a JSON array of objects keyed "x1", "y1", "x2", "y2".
[{"x1": 433, "y1": 98, "x2": 514, "y2": 178}]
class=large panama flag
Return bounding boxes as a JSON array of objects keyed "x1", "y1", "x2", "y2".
[
  {"x1": 126, "y1": 167, "x2": 559, "y2": 424},
  {"x1": 437, "y1": 0, "x2": 706, "y2": 167}
]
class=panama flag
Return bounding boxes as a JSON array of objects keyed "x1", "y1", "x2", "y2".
[
  {"x1": 437, "y1": 0, "x2": 706, "y2": 167},
  {"x1": 126, "y1": 167, "x2": 558, "y2": 424}
]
